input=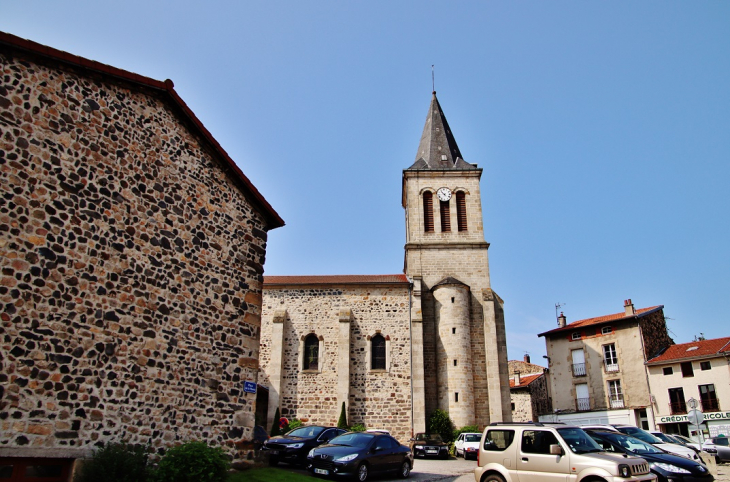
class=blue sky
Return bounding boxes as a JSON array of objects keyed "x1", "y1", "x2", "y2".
[{"x1": 3, "y1": 1, "x2": 729, "y2": 362}]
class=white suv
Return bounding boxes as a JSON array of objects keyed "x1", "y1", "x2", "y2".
[{"x1": 474, "y1": 422, "x2": 657, "y2": 482}]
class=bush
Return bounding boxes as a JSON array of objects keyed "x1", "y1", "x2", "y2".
[
  {"x1": 428, "y1": 409, "x2": 456, "y2": 443},
  {"x1": 454, "y1": 425, "x2": 480, "y2": 439},
  {"x1": 154, "y1": 441, "x2": 229, "y2": 482},
  {"x1": 287, "y1": 419, "x2": 303, "y2": 431},
  {"x1": 74, "y1": 442, "x2": 150, "y2": 482},
  {"x1": 349, "y1": 423, "x2": 366, "y2": 432},
  {"x1": 270, "y1": 407, "x2": 281, "y2": 437},
  {"x1": 337, "y1": 402, "x2": 348, "y2": 429}
]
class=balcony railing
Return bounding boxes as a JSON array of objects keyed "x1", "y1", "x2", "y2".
[
  {"x1": 604, "y1": 360, "x2": 619, "y2": 373},
  {"x1": 572, "y1": 363, "x2": 586, "y2": 377},
  {"x1": 576, "y1": 398, "x2": 591, "y2": 411},
  {"x1": 669, "y1": 401, "x2": 687, "y2": 415},
  {"x1": 701, "y1": 398, "x2": 720, "y2": 412},
  {"x1": 609, "y1": 395, "x2": 625, "y2": 409}
]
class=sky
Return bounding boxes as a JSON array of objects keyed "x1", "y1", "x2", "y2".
[{"x1": 2, "y1": 1, "x2": 729, "y2": 363}]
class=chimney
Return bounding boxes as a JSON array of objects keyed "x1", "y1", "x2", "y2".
[
  {"x1": 557, "y1": 312, "x2": 567, "y2": 328},
  {"x1": 514, "y1": 372, "x2": 521, "y2": 385},
  {"x1": 524, "y1": 354, "x2": 531, "y2": 364},
  {"x1": 624, "y1": 299, "x2": 635, "y2": 316}
]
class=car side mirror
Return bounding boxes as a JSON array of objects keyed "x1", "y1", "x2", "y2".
[
  {"x1": 409, "y1": 438, "x2": 415, "y2": 442},
  {"x1": 550, "y1": 444, "x2": 564, "y2": 456}
]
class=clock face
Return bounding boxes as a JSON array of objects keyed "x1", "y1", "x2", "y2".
[{"x1": 437, "y1": 187, "x2": 452, "y2": 202}]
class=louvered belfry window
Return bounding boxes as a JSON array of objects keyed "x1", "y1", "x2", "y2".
[
  {"x1": 440, "y1": 200, "x2": 451, "y2": 232},
  {"x1": 423, "y1": 192, "x2": 434, "y2": 232},
  {"x1": 371, "y1": 334, "x2": 386, "y2": 370},
  {"x1": 456, "y1": 191, "x2": 467, "y2": 232}
]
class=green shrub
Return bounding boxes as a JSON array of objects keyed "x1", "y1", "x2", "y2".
[
  {"x1": 428, "y1": 409, "x2": 456, "y2": 443},
  {"x1": 154, "y1": 441, "x2": 229, "y2": 482},
  {"x1": 454, "y1": 424, "x2": 480, "y2": 439},
  {"x1": 287, "y1": 419, "x2": 303, "y2": 431},
  {"x1": 349, "y1": 423, "x2": 366, "y2": 432},
  {"x1": 337, "y1": 402, "x2": 348, "y2": 429},
  {"x1": 74, "y1": 442, "x2": 150, "y2": 482},
  {"x1": 270, "y1": 407, "x2": 281, "y2": 436}
]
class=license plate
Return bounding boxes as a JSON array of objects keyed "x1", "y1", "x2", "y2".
[
  {"x1": 269, "y1": 450, "x2": 279, "y2": 455},
  {"x1": 426, "y1": 450, "x2": 438, "y2": 454},
  {"x1": 314, "y1": 468, "x2": 329, "y2": 475}
]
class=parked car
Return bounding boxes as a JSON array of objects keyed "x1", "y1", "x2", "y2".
[
  {"x1": 649, "y1": 431, "x2": 701, "y2": 455},
  {"x1": 409, "y1": 433, "x2": 449, "y2": 459},
  {"x1": 701, "y1": 436, "x2": 730, "y2": 463},
  {"x1": 307, "y1": 431, "x2": 413, "y2": 481},
  {"x1": 585, "y1": 429, "x2": 712, "y2": 482},
  {"x1": 671, "y1": 434, "x2": 700, "y2": 450},
  {"x1": 263, "y1": 425, "x2": 346, "y2": 466},
  {"x1": 612, "y1": 425, "x2": 700, "y2": 461},
  {"x1": 474, "y1": 422, "x2": 656, "y2": 482},
  {"x1": 455, "y1": 432, "x2": 481, "y2": 459}
]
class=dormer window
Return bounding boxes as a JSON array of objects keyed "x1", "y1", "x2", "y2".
[
  {"x1": 423, "y1": 191, "x2": 434, "y2": 232},
  {"x1": 572, "y1": 332, "x2": 581, "y2": 340}
]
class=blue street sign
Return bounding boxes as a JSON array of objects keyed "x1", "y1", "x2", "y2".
[{"x1": 244, "y1": 381, "x2": 257, "y2": 394}]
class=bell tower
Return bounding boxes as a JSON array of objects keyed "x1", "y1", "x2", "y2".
[{"x1": 404, "y1": 92, "x2": 511, "y2": 431}]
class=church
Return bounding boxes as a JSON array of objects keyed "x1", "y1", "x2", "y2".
[{"x1": 258, "y1": 93, "x2": 512, "y2": 441}]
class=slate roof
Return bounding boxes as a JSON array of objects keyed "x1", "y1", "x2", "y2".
[
  {"x1": 509, "y1": 373, "x2": 543, "y2": 389},
  {"x1": 406, "y1": 92, "x2": 479, "y2": 171},
  {"x1": 538, "y1": 305, "x2": 664, "y2": 337},
  {"x1": 646, "y1": 337, "x2": 730, "y2": 365},
  {"x1": 0, "y1": 31, "x2": 284, "y2": 229},
  {"x1": 263, "y1": 274, "x2": 410, "y2": 286}
]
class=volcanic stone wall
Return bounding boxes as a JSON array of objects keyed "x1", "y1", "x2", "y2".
[
  {"x1": 0, "y1": 48, "x2": 269, "y2": 460},
  {"x1": 259, "y1": 284, "x2": 413, "y2": 442}
]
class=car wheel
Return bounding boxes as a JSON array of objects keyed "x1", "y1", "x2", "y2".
[
  {"x1": 440, "y1": 451, "x2": 449, "y2": 459},
  {"x1": 356, "y1": 462, "x2": 369, "y2": 482},
  {"x1": 483, "y1": 474, "x2": 505, "y2": 482},
  {"x1": 399, "y1": 459, "x2": 411, "y2": 479}
]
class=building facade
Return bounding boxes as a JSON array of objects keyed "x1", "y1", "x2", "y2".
[
  {"x1": 647, "y1": 337, "x2": 730, "y2": 440},
  {"x1": 259, "y1": 92, "x2": 512, "y2": 442},
  {"x1": 0, "y1": 31, "x2": 282, "y2": 472},
  {"x1": 508, "y1": 356, "x2": 550, "y2": 422},
  {"x1": 538, "y1": 299, "x2": 673, "y2": 429}
]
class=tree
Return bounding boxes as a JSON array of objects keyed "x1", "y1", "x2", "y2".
[
  {"x1": 270, "y1": 407, "x2": 281, "y2": 437},
  {"x1": 428, "y1": 409, "x2": 456, "y2": 443},
  {"x1": 337, "y1": 402, "x2": 348, "y2": 429}
]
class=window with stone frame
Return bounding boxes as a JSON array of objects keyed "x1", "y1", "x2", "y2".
[
  {"x1": 423, "y1": 191, "x2": 434, "y2": 232},
  {"x1": 371, "y1": 334, "x2": 386, "y2": 370},
  {"x1": 303, "y1": 333, "x2": 319, "y2": 370}
]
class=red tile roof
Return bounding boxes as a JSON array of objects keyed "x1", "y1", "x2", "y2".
[
  {"x1": 0, "y1": 31, "x2": 284, "y2": 229},
  {"x1": 509, "y1": 373, "x2": 542, "y2": 389},
  {"x1": 264, "y1": 274, "x2": 410, "y2": 286},
  {"x1": 538, "y1": 305, "x2": 663, "y2": 337},
  {"x1": 647, "y1": 337, "x2": 730, "y2": 364}
]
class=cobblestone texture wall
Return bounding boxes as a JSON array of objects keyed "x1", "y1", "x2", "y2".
[
  {"x1": 638, "y1": 310, "x2": 672, "y2": 360},
  {"x1": 0, "y1": 49, "x2": 269, "y2": 460},
  {"x1": 259, "y1": 285, "x2": 413, "y2": 442}
]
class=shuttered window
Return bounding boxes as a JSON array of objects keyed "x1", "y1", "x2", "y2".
[
  {"x1": 371, "y1": 334, "x2": 386, "y2": 370},
  {"x1": 440, "y1": 200, "x2": 451, "y2": 232},
  {"x1": 423, "y1": 192, "x2": 434, "y2": 232},
  {"x1": 456, "y1": 191, "x2": 467, "y2": 231}
]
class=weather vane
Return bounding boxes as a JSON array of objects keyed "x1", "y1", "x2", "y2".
[{"x1": 432, "y1": 65, "x2": 435, "y2": 92}]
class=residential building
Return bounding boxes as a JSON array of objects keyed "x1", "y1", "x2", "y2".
[
  {"x1": 509, "y1": 355, "x2": 550, "y2": 422},
  {"x1": 0, "y1": 31, "x2": 283, "y2": 473},
  {"x1": 538, "y1": 299, "x2": 673, "y2": 429},
  {"x1": 258, "y1": 92, "x2": 512, "y2": 442},
  {"x1": 647, "y1": 336, "x2": 730, "y2": 439}
]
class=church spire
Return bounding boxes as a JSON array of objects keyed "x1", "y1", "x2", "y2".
[{"x1": 407, "y1": 92, "x2": 476, "y2": 171}]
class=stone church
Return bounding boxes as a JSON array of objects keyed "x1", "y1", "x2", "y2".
[{"x1": 259, "y1": 93, "x2": 512, "y2": 442}]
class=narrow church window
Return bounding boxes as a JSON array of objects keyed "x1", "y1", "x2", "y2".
[
  {"x1": 440, "y1": 200, "x2": 451, "y2": 232},
  {"x1": 423, "y1": 192, "x2": 434, "y2": 232},
  {"x1": 451, "y1": 297, "x2": 455, "y2": 303},
  {"x1": 456, "y1": 191, "x2": 467, "y2": 231},
  {"x1": 303, "y1": 334, "x2": 319, "y2": 370},
  {"x1": 455, "y1": 392, "x2": 459, "y2": 402},
  {"x1": 454, "y1": 359, "x2": 457, "y2": 366},
  {"x1": 371, "y1": 334, "x2": 386, "y2": 370},
  {"x1": 452, "y1": 327, "x2": 456, "y2": 334}
]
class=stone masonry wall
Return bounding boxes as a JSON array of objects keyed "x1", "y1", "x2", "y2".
[
  {"x1": 259, "y1": 284, "x2": 413, "y2": 442},
  {"x1": 0, "y1": 49, "x2": 269, "y2": 460},
  {"x1": 638, "y1": 309, "x2": 672, "y2": 360}
]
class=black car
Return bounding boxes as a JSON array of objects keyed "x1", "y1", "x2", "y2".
[
  {"x1": 307, "y1": 431, "x2": 413, "y2": 481},
  {"x1": 585, "y1": 429, "x2": 713, "y2": 482},
  {"x1": 409, "y1": 433, "x2": 449, "y2": 459},
  {"x1": 263, "y1": 425, "x2": 346, "y2": 466}
]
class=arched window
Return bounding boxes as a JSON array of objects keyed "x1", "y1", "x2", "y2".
[
  {"x1": 456, "y1": 191, "x2": 467, "y2": 232},
  {"x1": 423, "y1": 192, "x2": 434, "y2": 232},
  {"x1": 440, "y1": 200, "x2": 451, "y2": 232},
  {"x1": 371, "y1": 334, "x2": 386, "y2": 370},
  {"x1": 303, "y1": 334, "x2": 319, "y2": 370}
]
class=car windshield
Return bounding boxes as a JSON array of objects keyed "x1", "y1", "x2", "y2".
[
  {"x1": 652, "y1": 432, "x2": 675, "y2": 444},
  {"x1": 465, "y1": 434, "x2": 481, "y2": 442},
  {"x1": 416, "y1": 433, "x2": 443, "y2": 442},
  {"x1": 617, "y1": 426, "x2": 662, "y2": 444},
  {"x1": 598, "y1": 432, "x2": 664, "y2": 455},
  {"x1": 557, "y1": 428, "x2": 604, "y2": 454},
  {"x1": 329, "y1": 432, "x2": 375, "y2": 448},
  {"x1": 287, "y1": 426, "x2": 325, "y2": 438}
]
